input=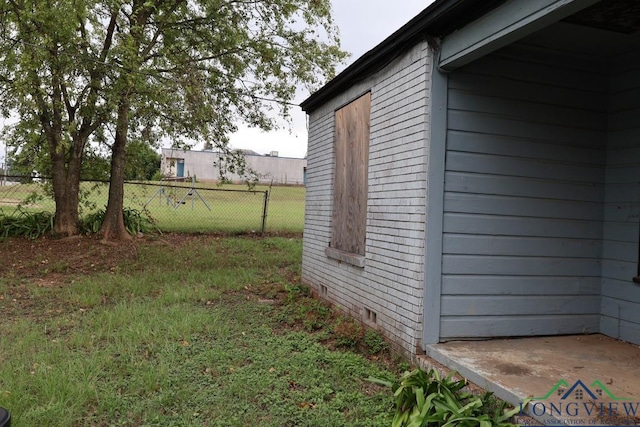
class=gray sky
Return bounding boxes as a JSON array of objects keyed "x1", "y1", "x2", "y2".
[
  {"x1": 228, "y1": 0, "x2": 434, "y2": 158},
  {"x1": 0, "y1": 1, "x2": 433, "y2": 165},
  {"x1": 333, "y1": 0, "x2": 433, "y2": 73}
]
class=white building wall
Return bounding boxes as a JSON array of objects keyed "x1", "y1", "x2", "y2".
[
  {"x1": 302, "y1": 41, "x2": 432, "y2": 356},
  {"x1": 161, "y1": 149, "x2": 306, "y2": 185}
]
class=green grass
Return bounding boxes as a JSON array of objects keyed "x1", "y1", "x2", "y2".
[
  {"x1": 0, "y1": 236, "x2": 395, "y2": 426},
  {"x1": 0, "y1": 181, "x2": 305, "y2": 233}
]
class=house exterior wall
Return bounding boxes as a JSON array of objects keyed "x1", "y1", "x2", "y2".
[
  {"x1": 600, "y1": 50, "x2": 640, "y2": 344},
  {"x1": 302, "y1": 41, "x2": 432, "y2": 355},
  {"x1": 161, "y1": 149, "x2": 306, "y2": 185},
  {"x1": 440, "y1": 42, "x2": 608, "y2": 339}
]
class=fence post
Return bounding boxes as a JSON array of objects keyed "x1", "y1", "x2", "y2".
[{"x1": 261, "y1": 190, "x2": 270, "y2": 233}]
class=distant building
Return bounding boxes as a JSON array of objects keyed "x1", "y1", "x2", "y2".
[{"x1": 161, "y1": 148, "x2": 306, "y2": 185}]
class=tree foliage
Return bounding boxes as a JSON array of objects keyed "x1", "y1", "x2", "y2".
[
  {"x1": 124, "y1": 141, "x2": 160, "y2": 181},
  {"x1": 0, "y1": 0, "x2": 346, "y2": 237}
]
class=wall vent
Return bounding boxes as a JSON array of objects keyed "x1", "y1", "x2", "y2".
[{"x1": 365, "y1": 307, "x2": 377, "y2": 324}]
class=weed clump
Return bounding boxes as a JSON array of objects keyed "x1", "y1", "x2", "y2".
[
  {"x1": 333, "y1": 317, "x2": 363, "y2": 349},
  {"x1": 278, "y1": 283, "x2": 395, "y2": 362},
  {"x1": 363, "y1": 329, "x2": 388, "y2": 354}
]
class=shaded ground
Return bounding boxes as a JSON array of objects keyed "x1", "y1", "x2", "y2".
[
  {"x1": 0, "y1": 232, "x2": 299, "y2": 284},
  {"x1": 1, "y1": 234, "x2": 143, "y2": 282},
  {"x1": 0, "y1": 234, "x2": 204, "y2": 323},
  {"x1": 0, "y1": 233, "x2": 302, "y2": 322}
]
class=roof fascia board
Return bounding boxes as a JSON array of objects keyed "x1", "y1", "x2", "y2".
[
  {"x1": 300, "y1": 0, "x2": 469, "y2": 112},
  {"x1": 439, "y1": 0, "x2": 601, "y2": 71}
]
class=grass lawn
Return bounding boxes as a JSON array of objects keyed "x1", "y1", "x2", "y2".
[
  {"x1": 0, "y1": 182, "x2": 305, "y2": 233},
  {"x1": 0, "y1": 235, "x2": 397, "y2": 426}
]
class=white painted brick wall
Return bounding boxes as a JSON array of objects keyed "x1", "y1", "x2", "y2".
[{"x1": 302, "y1": 41, "x2": 432, "y2": 356}]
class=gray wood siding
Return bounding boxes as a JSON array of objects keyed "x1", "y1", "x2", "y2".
[
  {"x1": 302, "y1": 42, "x2": 431, "y2": 355},
  {"x1": 441, "y1": 43, "x2": 607, "y2": 339},
  {"x1": 600, "y1": 51, "x2": 640, "y2": 345}
]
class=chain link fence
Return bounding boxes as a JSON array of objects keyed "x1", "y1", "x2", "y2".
[{"x1": 0, "y1": 175, "x2": 304, "y2": 234}]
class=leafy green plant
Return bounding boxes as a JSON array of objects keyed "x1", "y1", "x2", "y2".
[
  {"x1": 122, "y1": 207, "x2": 159, "y2": 235},
  {"x1": 150, "y1": 170, "x2": 165, "y2": 181},
  {"x1": 284, "y1": 283, "x2": 312, "y2": 301},
  {"x1": 0, "y1": 209, "x2": 54, "y2": 238},
  {"x1": 396, "y1": 360, "x2": 411, "y2": 373},
  {"x1": 369, "y1": 368, "x2": 523, "y2": 427},
  {"x1": 81, "y1": 209, "x2": 104, "y2": 234},
  {"x1": 364, "y1": 329, "x2": 388, "y2": 354},
  {"x1": 81, "y1": 207, "x2": 159, "y2": 235},
  {"x1": 299, "y1": 298, "x2": 332, "y2": 331}
]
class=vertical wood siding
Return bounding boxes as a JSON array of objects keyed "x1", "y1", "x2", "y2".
[
  {"x1": 600, "y1": 50, "x2": 640, "y2": 345},
  {"x1": 441, "y1": 43, "x2": 608, "y2": 339},
  {"x1": 302, "y1": 42, "x2": 431, "y2": 355},
  {"x1": 332, "y1": 93, "x2": 371, "y2": 255}
]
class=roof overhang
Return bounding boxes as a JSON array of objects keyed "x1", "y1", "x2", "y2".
[
  {"x1": 300, "y1": 0, "x2": 506, "y2": 113},
  {"x1": 438, "y1": 0, "x2": 601, "y2": 70},
  {"x1": 301, "y1": 0, "x2": 609, "y2": 113}
]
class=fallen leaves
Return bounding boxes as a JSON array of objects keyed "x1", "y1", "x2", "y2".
[{"x1": 298, "y1": 401, "x2": 317, "y2": 409}]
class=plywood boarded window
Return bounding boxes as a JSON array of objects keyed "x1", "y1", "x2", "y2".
[{"x1": 331, "y1": 92, "x2": 371, "y2": 256}]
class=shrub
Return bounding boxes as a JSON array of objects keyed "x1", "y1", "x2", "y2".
[
  {"x1": 81, "y1": 207, "x2": 159, "y2": 235},
  {"x1": 150, "y1": 170, "x2": 165, "y2": 181},
  {"x1": 0, "y1": 210, "x2": 54, "y2": 238},
  {"x1": 369, "y1": 368, "x2": 524, "y2": 427}
]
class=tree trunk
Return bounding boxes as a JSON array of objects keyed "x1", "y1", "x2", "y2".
[
  {"x1": 100, "y1": 96, "x2": 133, "y2": 241},
  {"x1": 50, "y1": 140, "x2": 82, "y2": 236}
]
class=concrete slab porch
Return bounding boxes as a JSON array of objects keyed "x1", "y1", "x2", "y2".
[{"x1": 421, "y1": 334, "x2": 640, "y2": 426}]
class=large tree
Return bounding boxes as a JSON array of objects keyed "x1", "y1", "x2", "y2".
[
  {"x1": 0, "y1": 0, "x2": 115, "y2": 235},
  {"x1": 0, "y1": 0, "x2": 345, "y2": 238}
]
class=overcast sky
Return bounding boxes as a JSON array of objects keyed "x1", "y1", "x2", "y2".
[
  {"x1": 228, "y1": 0, "x2": 434, "y2": 158},
  {"x1": 0, "y1": 1, "x2": 433, "y2": 165}
]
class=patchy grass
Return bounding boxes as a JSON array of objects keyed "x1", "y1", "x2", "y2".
[{"x1": 0, "y1": 235, "x2": 396, "y2": 426}]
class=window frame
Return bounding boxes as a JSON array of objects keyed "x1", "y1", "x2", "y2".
[{"x1": 326, "y1": 92, "x2": 371, "y2": 266}]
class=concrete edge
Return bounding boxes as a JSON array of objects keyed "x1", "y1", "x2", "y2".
[{"x1": 423, "y1": 345, "x2": 562, "y2": 426}]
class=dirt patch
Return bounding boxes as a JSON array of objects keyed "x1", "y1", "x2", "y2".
[
  {"x1": 0, "y1": 233, "x2": 213, "y2": 284},
  {"x1": 0, "y1": 232, "x2": 301, "y2": 284}
]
